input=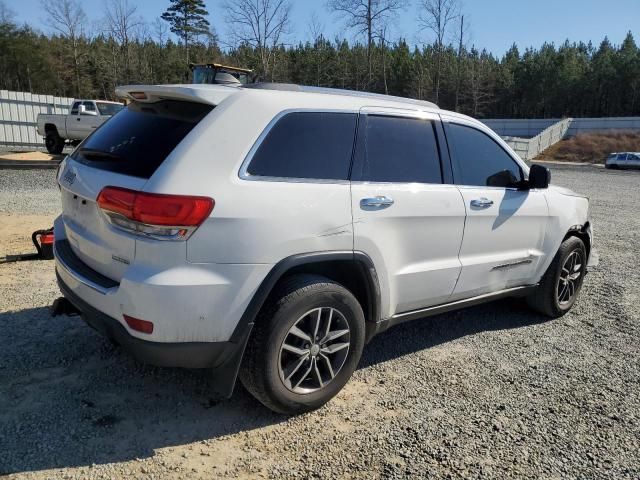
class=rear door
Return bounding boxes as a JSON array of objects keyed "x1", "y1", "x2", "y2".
[
  {"x1": 58, "y1": 99, "x2": 214, "y2": 281},
  {"x1": 350, "y1": 108, "x2": 466, "y2": 316},
  {"x1": 442, "y1": 118, "x2": 549, "y2": 300}
]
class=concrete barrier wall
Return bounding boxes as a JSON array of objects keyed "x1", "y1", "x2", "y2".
[
  {"x1": 501, "y1": 118, "x2": 572, "y2": 160},
  {"x1": 567, "y1": 117, "x2": 640, "y2": 135},
  {"x1": 482, "y1": 117, "x2": 640, "y2": 138},
  {"x1": 481, "y1": 119, "x2": 560, "y2": 138},
  {"x1": 0, "y1": 90, "x2": 73, "y2": 150}
]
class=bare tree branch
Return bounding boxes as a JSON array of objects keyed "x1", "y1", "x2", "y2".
[
  {"x1": 417, "y1": 0, "x2": 460, "y2": 103},
  {"x1": 0, "y1": 0, "x2": 15, "y2": 25},
  {"x1": 40, "y1": 0, "x2": 87, "y2": 96},
  {"x1": 328, "y1": 0, "x2": 407, "y2": 87},
  {"x1": 223, "y1": 0, "x2": 292, "y2": 80}
]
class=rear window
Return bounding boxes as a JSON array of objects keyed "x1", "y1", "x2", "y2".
[
  {"x1": 246, "y1": 111, "x2": 357, "y2": 180},
  {"x1": 71, "y1": 100, "x2": 213, "y2": 179}
]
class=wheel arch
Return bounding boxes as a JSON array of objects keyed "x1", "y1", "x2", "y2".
[
  {"x1": 229, "y1": 251, "x2": 381, "y2": 344},
  {"x1": 563, "y1": 222, "x2": 591, "y2": 259},
  {"x1": 44, "y1": 123, "x2": 59, "y2": 135}
]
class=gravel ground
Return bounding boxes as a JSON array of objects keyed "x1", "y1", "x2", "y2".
[
  {"x1": 1, "y1": 165, "x2": 639, "y2": 479},
  {"x1": 0, "y1": 170, "x2": 60, "y2": 215}
]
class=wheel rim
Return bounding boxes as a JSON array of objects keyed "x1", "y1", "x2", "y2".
[
  {"x1": 278, "y1": 307, "x2": 351, "y2": 394},
  {"x1": 45, "y1": 135, "x2": 54, "y2": 149},
  {"x1": 557, "y1": 250, "x2": 583, "y2": 306}
]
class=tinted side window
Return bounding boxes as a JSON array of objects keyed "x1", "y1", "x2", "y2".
[
  {"x1": 247, "y1": 112, "x2": 357, "y2": 180},
  {"x1": 82, "y1": 101, "x2": 96, "y2": 112},
  {"x1": 447, "y1": 123, "x2": 522, "y2": 188},
  {"x1": 70, "y1": 101, "x2": 80, "y2": 115},
  {"x1": 351, "y1": 115, "x2": 442, "y2": 183}
]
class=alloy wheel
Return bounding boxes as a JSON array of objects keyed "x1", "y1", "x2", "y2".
[
  {"x1": 557, "y1": 250, "x2": 583, "y2": 306},
  {"x1": 278, "y1": 307, "x2": 351, "y2": 394}
]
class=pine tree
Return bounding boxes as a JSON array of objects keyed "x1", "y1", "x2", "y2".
[{"x1": 161, "y1": 0, "x2": 209, "y2": 64}]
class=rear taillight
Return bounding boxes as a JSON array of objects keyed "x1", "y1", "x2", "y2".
[{"x1": 97, "y1": 186, "x2": 214, "y2": 240}]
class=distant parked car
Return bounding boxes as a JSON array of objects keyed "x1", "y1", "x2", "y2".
[
  {"x1": 37, "y1": 99, "x2": 124, "y2": 154},
  {"x1": 605, "y1": 152, "x2": 640, "y2": 169}
]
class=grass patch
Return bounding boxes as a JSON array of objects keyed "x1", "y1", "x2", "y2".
[{"x1": 536, "y1": 131, "x2": 640, "y2": 163}]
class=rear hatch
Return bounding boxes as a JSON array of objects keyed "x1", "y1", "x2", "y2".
[{"x1": 58, "y1": 99, "x2": 214, "y2": 281}]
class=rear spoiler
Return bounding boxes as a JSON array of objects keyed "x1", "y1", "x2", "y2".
[{"x1": 115, "y1": 84, "x2": 239, "y2": 106}]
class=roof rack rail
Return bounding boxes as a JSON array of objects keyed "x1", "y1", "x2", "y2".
[{"x1": 243, "y1": 83, "x2": 438, "y2": 109}]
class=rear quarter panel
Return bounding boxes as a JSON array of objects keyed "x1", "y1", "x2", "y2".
[{"x1": 144, "y1": 91, "x2": 359, "y2": 265}]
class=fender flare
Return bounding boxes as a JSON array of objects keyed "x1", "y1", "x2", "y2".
[{"x1": 228, "y1": 250, "x2": 381, "y2": 343}]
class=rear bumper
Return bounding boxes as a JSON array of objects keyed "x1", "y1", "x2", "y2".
[
  {"x1": 57, "y1": 272, "x2": 252, "y2": 396},
  {"x1": 57, "y1": 271, "x2": 245, "y2": 368},
  {"x1": 53, "y1": 215, "x2": 271, "y2": 344}
]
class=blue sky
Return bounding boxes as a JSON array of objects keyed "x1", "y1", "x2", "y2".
[{"x1": 5, "y1": 0, "x2": 640, "y2": 56}]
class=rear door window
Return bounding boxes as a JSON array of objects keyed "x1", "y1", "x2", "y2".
[
  {"x1": 71, "y1": 100, "x2": 213, "y2": 179},
  {"x1": 446, "y1": 123, "x2": 523, "y2": 188},
  {"x1": 70, "y1": 101, "x2": 80, "y2": 115},
  {"x1": 246, "y1": 111, "x2": 357, "y2": 181},
  {"x1": 351, "y1": 115, "x2": 443, "y2": 184}
]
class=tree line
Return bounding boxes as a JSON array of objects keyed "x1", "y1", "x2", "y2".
[{"x1": 0, "y1": 0, "x2": 638, "y2": 118}]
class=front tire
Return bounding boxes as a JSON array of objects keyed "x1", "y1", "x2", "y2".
[
  {"x1": 527, "y1": 236, "x2": 586, "y2": 317},
  {"x1": 45, "y1": 130, "x2": 64, "y2": 154},
  {"x1": 239, "y1": 274, "x2": 365, "y2": 415}
]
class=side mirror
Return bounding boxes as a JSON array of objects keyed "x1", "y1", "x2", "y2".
[{"x1": 528, "y1": 164, "x2": 551, "y2": 189}]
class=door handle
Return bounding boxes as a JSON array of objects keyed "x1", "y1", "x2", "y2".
[
  {"x1": 470, "y1": 197, "x2": 494, "y2": 208},
  {"x1": 360, "y1": 196, "x2": 394, "y2": 209}
]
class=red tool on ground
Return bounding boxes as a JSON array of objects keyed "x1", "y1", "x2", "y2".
[{"x1": 0, "y1": 227, "x2": 54, "y2": 263}]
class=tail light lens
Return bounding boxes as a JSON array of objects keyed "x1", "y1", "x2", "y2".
[{"x1": 97, "y1": 186, "x2": 214, "y2": 240}]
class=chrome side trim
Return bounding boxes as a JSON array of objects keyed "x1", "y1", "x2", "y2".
[
  {"x1": 376, "y1": 285, "x2": 537, "y2": 333},
  {"x1": 54, "y1": 242, "x2": 117, "y2": 295},
  {"x1": 491, "y1": 259, "x2": 533, "y2": 271}
]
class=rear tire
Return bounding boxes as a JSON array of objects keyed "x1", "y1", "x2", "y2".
[
  {"x1": 527, "y1": 236, "x2": 586, "y2": 317},
  {"x1": 239, "y1": 274, "x2": 365, "y2": 415},
  {"x1": 45, "y1": 130, "x2": 64, "y2": 154}
]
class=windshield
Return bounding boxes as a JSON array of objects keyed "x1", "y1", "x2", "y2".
[
  {"x1": 96, "y1": 102, "x2": 124, "y2": 116},
  {"x1": 71, "y1": 100, "x2": 213, "y2": 178}
]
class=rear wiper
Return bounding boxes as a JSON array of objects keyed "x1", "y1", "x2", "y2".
[{"x1": 79, "y1": 148, "x2": 122, "y2": 161}]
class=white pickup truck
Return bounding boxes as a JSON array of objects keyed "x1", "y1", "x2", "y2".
[{"x1": 37, "y1": 99, "x2": 124, "y2": 154}]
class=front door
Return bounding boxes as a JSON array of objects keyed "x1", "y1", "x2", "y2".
[
  {"x1": 350, "y1": 109, "x2": 466, "y2": 317},
  {"x1": 442, "y1": 119, "x2": 549, "y2": 300}
]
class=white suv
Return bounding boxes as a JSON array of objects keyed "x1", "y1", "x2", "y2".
[{"x1": 53, "y1": 83, "x2": 596, "y2": 414}]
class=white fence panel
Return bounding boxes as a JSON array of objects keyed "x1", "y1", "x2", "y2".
[{"x1": 0, "y1": 90, "x2": 73, "y2": 150}]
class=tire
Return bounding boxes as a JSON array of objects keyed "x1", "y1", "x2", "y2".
[
  {"x1": 45, "y1": 130, "x2": 64, "y2": 154},
  {"x1": 239, "y1": 274, "x2": 366, "y2": 415},
  {"x1": 527, "y1": 236, "x2": 586, "y2": 318}
]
